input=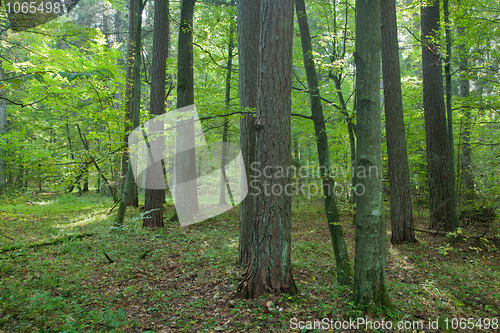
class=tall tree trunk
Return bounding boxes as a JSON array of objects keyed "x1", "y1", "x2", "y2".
[
  {"x1": 122, "y1": 0, "x2": 139, "y2": 207},
  {"x1": 174, "y1": 0, "x2": 198, "y2": 224},
  {"x1": 421, "y1": 0, "x2": 456, "y2": 231},
  {"x1": 143, "y1": 0, "x2": 169, "y2": 228},
  {"x1": 353, "y1": 0, "x2": 390, "y2": 310},
  {"x1": 0, "y1": 61, "x2": 7, "y2": 191},
  {"x1": 296, "y1": 0, "x2": 352, "y2": 286},
  {"x1": 381, "y1": 0, "x2": 416, "y2": 244},
  {"x1": 458, "y1": 30, "x2": 474, "y2": 207},
  {"x1": 237, "y1": 0, "x2": 297, "y2": 298},
  {"x1": 236, "y1": 0, "x2": 259, "y2": 267},
  {"x1": 219, "y1": 22, "x2": 235, "y2": 207},
  {"x1": 443, "y1": 0, "x2": 459, "y2": 229},
  {"x1": 115, "y1": 0, "x2": 144, "y2": 227}
]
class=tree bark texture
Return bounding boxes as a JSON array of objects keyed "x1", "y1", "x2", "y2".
[
  {"x1": 353, "y1": 0, "x2": 390, "y2": 310},
  {"x1": 236, "y1": 0, "x2": 259, "y2": 267},
  {"x1": 122, "y1": 0, "x2": 139, "y2": 207},
  {"x1": 143, "y1": 0, "x2": 169, "y2": 228},
  {"x1": 381, "y1": 0, "x2": 416, "y2": 244},
  {"x1": 175, "y1": 0, "x2": 198, "y2": 221},
  {"x1": 421, "y1": 0, "x2": 455, "y2": 231},
  {"x1": 296, "y1": 0, "x2": 353, "y2": 285},
  {"x1": 237, "y1": 0, "x2": 297, "y2": 298}
]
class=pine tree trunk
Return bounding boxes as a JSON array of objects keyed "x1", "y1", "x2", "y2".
[
  {"x1": 236, "y1": 0, "x2": 259, "y2": 267},
  {"x1": 381, "y1": 0, "x2": 416, "y2": 244},
  {"x1": 174, "y1": 0, "x2": 198, "y2": 224},
  {"x1": 122, "y1": 0, "x2": 139, "y2": 207},
  {"x1": 353, "y1": 0, "x2": 390, "y2": 310},
  {"x1": 296, "y1": 0, "x2": 353, "y2": 286},
  {"x1": 143, "y1": 0, "x2": 169, "y2": 228},
  {"x1": 237, "y1": 0, "x2": 297, "y2": 298},
  {"x1": 421, "y1": 0, "x2": 455, "y2": 231}
]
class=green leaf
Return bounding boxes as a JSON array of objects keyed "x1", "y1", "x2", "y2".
[
  {"x1": 33, "y1": 74, "x2": 45, "y2": 83},
  {"x1": 67, "y1": 73, "x2": 78, "y2": 82},
  {"x1": 8, "y1": 79, "x2": 22, "y2": 89}
]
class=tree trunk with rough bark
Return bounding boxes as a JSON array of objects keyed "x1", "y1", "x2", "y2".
[
  {"x1": 237, "y1": 0, "x2": 297, "y2": 299},
  {"x1": 236, "y1": 0, "x2": 259, "y2": 267},
  {"x1": 143, "y1": 0, "x2": 169, "y2": 228},
  {"x1": 122, "y1": 0, "x2": 139, "y2": 207},
  {"x1": 421, "y1": 0, "x2": 456, "y2": 231},
  {"x1": 174, "y1": 0, "x2": 198, "y2": 223},
  {"x1": 381, "y1": 0, "x2": 416, "y2": 244}
]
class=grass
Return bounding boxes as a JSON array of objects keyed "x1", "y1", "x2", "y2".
[{"x1": 0, "y1": 190, "x2": 499, "y2": 332}]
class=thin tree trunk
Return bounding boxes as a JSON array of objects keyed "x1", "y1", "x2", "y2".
[
  {"x1": 219, "y1": 22, "x2": 235, "y2": 207},
  {"x1": 0, "y1": 61, "x2": 6, "y2": 191},
  {"x1": 353, "y1": 0, "x2": 390, "y2": 310},
  {"x1": 296, "y1": 0, "x2": 353, "y2": 286},
  {"x1": 458, "y1": 30, "x2": 474, "y2": 207},
  {"x1": 381, "y1": 0, "x2": 416, "y2": 244},
  {"x1": 421, "y1": 0, "x2": 456, "y2": 231},
  {"x1": 327, "y1": 0, "x2": 356, "y2": 206},
  {"x1": 237, "y1": 0, "x2": 297, "y2": 299},
  {"x1": 236, "y1": 0, "x2": 259, "y2": 267},
  {"x1": 174, "y1": 0, "x2": 198, "y2": 224},
  {"x1": 444, "y1": 0, "x2": 459, "y2": 229},
  {"x1": 115, "y1": 0, "x2": 144, "y2": 227},
  {"x1": 143, "y1": 0, "x2": 169, "y2": 228}
]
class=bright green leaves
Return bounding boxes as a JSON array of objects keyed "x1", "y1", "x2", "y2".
[
  {"x1": 1, "y1": 68, "x2": 113, "y2": 90},
  {"x1": 1, "y1": 73, "x2": 44, "y2": 89},
  {"x1": 55, "y1": 69, "x2": 114, "y2": 82}
]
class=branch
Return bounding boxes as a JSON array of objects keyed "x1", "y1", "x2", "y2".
[
  {"x1": 471, "y1": 142, "x2": 500, "y2": 149},
  {"x1": 104, "y1": 252, "x2": 114, "y2": 263},
  {"x1": 0, "y1": 233, "x2": 94, "y2": 253},
  {"x1": 0, "y1": 95, "x2": 50, "y2": 108},
  {"x1": 411, "y1": 228, "x2": 500, "y2": 241},
  {"x1": 193, "y1": 42, "x2": 237, "y2": 72},
  {"x1": 292, "y1": 86, "x2": 342, "y2": 111},
  {"x1": 0, "y1": 232, "x2": 14, "y2": 241}
]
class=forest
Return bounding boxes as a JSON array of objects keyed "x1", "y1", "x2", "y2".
[{"x1": 0, "y1": 0, "x2": 499, "y2": 331}]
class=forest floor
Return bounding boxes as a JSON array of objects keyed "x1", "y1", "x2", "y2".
[{"x1": 0, "y1": 190, "x2": 499, "y2": 332}]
